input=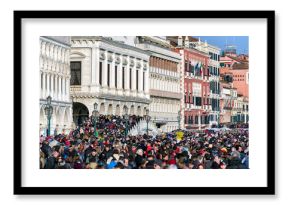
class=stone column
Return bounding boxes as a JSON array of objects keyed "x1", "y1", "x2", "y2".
[
  {"x1": 59, "y1": 76, "x2": 63, "y2": 101},
  {"x1": 41, "y1": 41, "x2": 45, "y2": 56},
  {"x1": 50, "y1": 74, "x2": 54, "y2": 99},
  {"x1": 46, "y1": 73, "x2": 50, "y2": 97},
  {"x1": 62, "y1": 77, "x2": 65, "y2": 101},
  {"x1": 131, "y1": 59, "x2": 136, "y2": 95},
  {"x1": 117, "y1": 55, "x2": 122, "y2": 91},
  {"x1": 40, "y1": 72, "x2": 42, "y2": 99},
  {"x1": 102, "y1": 51, "x2": 108, "y2": 89},
  {"x1": 144, "y1": 62, "x2": 150, "y2": 98},
  {"x1": 58, "y1": 76, "x2": 61, "y2": 101},
  {"x1": 125, "y1": 56, "x2": 130, "y2": 95},
  {"x1": 91, "y1": 47, "x2": 96, "y2": 84},
  {"x1": 138, "y1": 65, "x2": 143, "y2": 94},
  {"x1": 41, "y1": 72, "x2": 46, "y2": 98},
  {"x1": 102, "y1": 50, "x2": 108, "y2": 89},
  {"x1": 96, "y1": 47, "x2": 100, "y2": 87},
  {"x1": 55, "y1": 75, "x2": 58, "y2": 98},
  {"x1": 66, "y1": 77, "x2": 70, "y2": 101},
  {"x1": 42, "y1": 72, "x2": 46, "y2": 99},
  {"x1": 110, "y1": 53, "x2": 115, "y2": 90}
]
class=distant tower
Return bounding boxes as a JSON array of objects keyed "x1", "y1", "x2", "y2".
[
  {"x1": 178, "y1": 36, "x2": 183, "y2": 47},
  {"x1": 224, "y1": 45, "x2": 237, "y2": 57},
  {"x1": 184, "y1": 36, "x2": 189, "y2": 48}
]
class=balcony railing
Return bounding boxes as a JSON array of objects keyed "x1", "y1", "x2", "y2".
[{"x1": 70, "y1": 85, "x2": 81, "y2": 92}]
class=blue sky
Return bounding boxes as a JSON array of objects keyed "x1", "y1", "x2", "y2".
[{"x1": 193, "y1": 36, "x2": 249, "y2": 55}]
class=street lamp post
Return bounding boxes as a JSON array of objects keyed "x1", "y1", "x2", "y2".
[
  {"x1": 145, "y1": 109, "x2": 151, "y2": 136},
  {"x1": 177, "y1": 110, "x2": 181, "y2": 130},
  {"x1": 92, "y1": 102, "x2": 99, "y2": 137},
  {"x1": 124, "y1": 106, "x2": 129, "y2": 138},
  {"x1": 44, "y1": 96, "x2": 53, "y2": 136}
]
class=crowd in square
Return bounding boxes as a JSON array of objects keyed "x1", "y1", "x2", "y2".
[{"x1": 40, "y1": 115, "x2": 249, "y2": 169}]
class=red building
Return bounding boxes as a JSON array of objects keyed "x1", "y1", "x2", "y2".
[{"x1": 170, "y1": 36, "x2": 210, "y2": 129}]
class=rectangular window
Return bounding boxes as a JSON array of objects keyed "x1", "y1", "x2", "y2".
[
  {"x1": 129, "y1": 68, "x2": 132, "y2": 90},
  {"x1": 99, "y1": 62, "x2": 102, "y2": 85},
  {"x1": 192, "y1": 96, "x2": 195, "y2": 105},
  {"x1": 184, "y1": 116, "x2": 187, "y2": 124},
  {"x1": 115, "y1": 66, "x2": 118, "y2": 88},
  {"x1": 196, "y1": 97, "x2": 202, "y2": 106},
  {"x1": 136, "y1": 70, "x2": 139, "y2": 90},
  {"x1": 122, "y1": 67, "x2": 125, "y2": 89},
  {"x1": 107, "y1": 64, "x2": 110, "y2": 87},
  {"x1": 70, "y1": 61, "x2": 81, "y2": 85},
  {"x1": 195, "y1": 116, "x2": 199, "y2": 124},
  {"x1": 184, "y1": 94, "x2": 187, "y2": 103}
]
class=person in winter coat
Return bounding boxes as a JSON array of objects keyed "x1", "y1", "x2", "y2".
[{"x1": 44, "y1": 150, "x2": 59, "y2": 169}]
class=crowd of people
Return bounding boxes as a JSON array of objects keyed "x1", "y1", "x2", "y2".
[{"x1": 40, "y1": 115, "x2": 249, "y2": 169}]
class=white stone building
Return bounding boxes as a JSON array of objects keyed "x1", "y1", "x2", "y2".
[
  {"x1": 136, "y1": 36, "x2": 182, "y2": 132},
  {"x1": 207, "y1": 44, "x2": 221, "y2": 126},
  {"x1": 70, "y1": 36, "x2": 150, "y2": 125},
  {"x1": 39, "y1": 36, "x2": 72, "y2": 135}
]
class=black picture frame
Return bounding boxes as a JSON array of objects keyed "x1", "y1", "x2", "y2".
[{"x1": 14, "y1": 10, "x2": 275, "y2": 195}]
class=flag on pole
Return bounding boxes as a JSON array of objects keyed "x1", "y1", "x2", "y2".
[{"x1": 190, "y1": 60, "x2": 196, "y2": 73}]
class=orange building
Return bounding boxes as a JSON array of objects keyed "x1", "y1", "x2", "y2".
[
  {"x1": 220, "y1": 55, "x2": 249, "y2": 97},
  {"x1": 220, "y1": 54, "x2": 249, "y2": 125}
]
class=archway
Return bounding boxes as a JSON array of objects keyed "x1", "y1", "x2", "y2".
[
  {"x1": 143, "y1": 107, "x2": 147, "y2": 116},
  {"x1": 100, "y1": 103, "x2": 105, "y2": 115},
  {"x1": 130, "y1": 105, "x2": 134, "y2": 115},
  {"x1": 73, "y1": 102, "x2": 89, "y2": 126},
  {"x1": 137, "y1": 106, "x2": 141, "y2": 116},
  {"x1": 115, "y1": 105, "x2": 120, "y2": 116},
  {"x1": 108, "y1": 104, "x2": 113, "y2": 115},
  {"x1": 122, "y1": 105, "x2": 128, "y2": 116}
]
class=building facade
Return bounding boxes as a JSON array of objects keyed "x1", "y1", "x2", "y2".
[
  {"x1": 70, "y1": 36, "x2": 150, "y2": 125},
  {"x1": 220, "y1": 53, "x2": 249, "y2": 125},
  {"x1": 220, "y1": 55, "x2": 249, "y2": 98},
  {"x1": 219, "y1": 78, "x2": 236, "y2": 125},
  {"x1": 39, "y1": 36, "x2": 72, "y2": 135},
  {"x1": 232, "y1": 95, "x2": 249, "y2": 124},
  {"x1": 136, "y1": 36, "x2": 182, "y2": 132},
  {"x1": 207, "y1": 44, "x2": 221, "y2": 127},
  {"x1": 170, "y1": 37, "x2": 211, "y2": 130}
]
